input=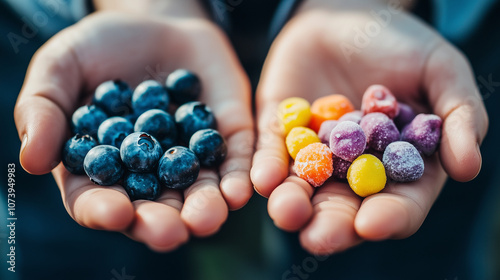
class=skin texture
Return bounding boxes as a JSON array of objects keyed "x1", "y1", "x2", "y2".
[
  {"x1": 251, "y1": 0, "x2": 488, "y2": 255},
  {"x1": 14, "y1": 13, "x2": 254, "y2": 251}
]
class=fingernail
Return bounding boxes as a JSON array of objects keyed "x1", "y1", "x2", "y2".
[
  {"x1": 473, "y1": 143, "x2": 482, "y2": 179},
  {"x1": 20, "y1": 134, "x2": 28, "y2": 157}
]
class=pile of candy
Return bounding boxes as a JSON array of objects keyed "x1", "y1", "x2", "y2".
[
  {"x1": 61, "y1": 69, "x2": 227, "y2": 201},
  {"x1": 278, "y1": 85, "x2": 442, "y2": 197}
]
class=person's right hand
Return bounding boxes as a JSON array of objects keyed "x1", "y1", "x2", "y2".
[
  {"x1": 252, "y1": 0, "x2": 489, "y2": 255},
  {"x1": 14, "y1": 12, "x2": 254, "y2": 251}
]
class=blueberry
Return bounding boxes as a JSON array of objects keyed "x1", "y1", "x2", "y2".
[
  {"x1": 71, "y1": 105, "x2": 108, "y2": 138},
  {"x1": 158, "y1": 146, "x2": 200, "y2": 190},
  {"x1": 97, "y1": 117, "x2": 134, "y2": 148},
  {"x1": 175, "y1": 101, "x2": 217, "y2": 144},
  {"x1": 93, "y1": 80, "x2": 133, "y2": 116},
  {"x1": 134, "y1": 109, "x2": 178, "y2": 151},
  {"x1": 120, "y1": 132, "x2": 163, "y2": 173},
  {"x1": 189, "y1": 129, "x2": 227, "y2": 167},
  {"x1": 84, "y1": 145, "x2": 124, "y2": 186},
  {"x1": 132, "y1": 80, "x2": 170, "y2": 116},
  {"x1": 62, "y1": 134, "x2": 98, "y2": 174},
  {"x1": 166, "y1": 69, "x2": 201, "y2": 105},
  {"x1": 123, "y1": 172, "x2": 161, "y2": 201}
]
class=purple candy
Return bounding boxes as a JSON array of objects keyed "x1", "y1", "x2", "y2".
[
  {"x1": 318, "y1": 120, "x2": 339, "y2": 145},
  {"x1": 394, "y1": 102, "x2": 416, "y2": 130},
  {"x1": 383, "y1": 141, "x2": 424, "y2": 182},
  {"x1": 332, "y1": 155, "x2": 351, "y2": 180},
  {"x1": 329, "y1": 121, "x2": 366, "y2": 162},
  {"x1": 360, "y1": 112, "x2": 400, "y2": 152},
  {"x1": 364, "y1": 147, "x2": 384, "y2": 161},
  {"x1": 401, "y1": 113, "x2": 442, "y2": 156},
  {"x1": 338, "y1": 110, "x2": 363, "y2": 124}
]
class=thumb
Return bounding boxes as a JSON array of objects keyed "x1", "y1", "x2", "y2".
[
  {"x1": 14, "y1": 32, "x2": 83, "y2": 175},
  {"x1": 424, "y1": 43, "x2": 488, "y2": 182}
]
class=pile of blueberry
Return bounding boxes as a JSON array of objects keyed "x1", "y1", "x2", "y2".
[{"x1": 61, "y1": 69, "x2": 227, "y2": 201}]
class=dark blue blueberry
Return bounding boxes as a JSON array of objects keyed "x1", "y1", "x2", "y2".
[
  {"x1": 165, "y1": 69, "x2": 201, "y2": 105},
  {"x1": 174, "y1": 101, "x2": 217, "y2": 144},
  {"x1": 71, "y1": 105, "x2": 107, "y2": 138},
  {"x1": 189, "y1": 129, "x2": 227, "y2": 167},
  {"x1": 97, "y1": 117, "x2": 134, "y2": 148},
  {"x1": 84, "y1": 145, "x2": 124, "y2": 186},
  {"x1": 93, "y1": 80, "x2": 133, "y2": 116},
  {"x1": 62, "y1": 134, "x2": 98, "y2": 174},
  {"x1": 132, "y1": 80, "x2": 169, "y2": 116},
  {"x1": 134, "y1": 109, "x2": 177, "y2": 151},
  {"x1": 123, "y1": 172, "x2": 161, "y2": 201},
  {"x1": 120, "y1": 132, "x2": 163, "y2": 173},
  {"x1": 158, "y1": 146, "x2": 200, "y2": 190}
]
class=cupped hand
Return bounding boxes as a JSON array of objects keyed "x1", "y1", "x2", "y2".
[
  {"x1": 252, "y1": 1, "x2": 488, "y2": 255},
  {"x1": 14, "y1": 12, "x2": 254, "y2": 251}
]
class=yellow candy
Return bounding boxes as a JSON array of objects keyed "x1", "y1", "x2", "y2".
[
  {"x1": 278, "y1": 97, "x2": 311, "y2": 134},
  {"x1": 286, "y1": 127, "x2": 320, "y2": 160},
  {"x1": 347, "y1": 154, "x2": 386, "y2": 197}
]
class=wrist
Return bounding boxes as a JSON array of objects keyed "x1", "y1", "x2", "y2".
[{"x1": 92, "y1": 0, "x2": 210, "y2": 20}]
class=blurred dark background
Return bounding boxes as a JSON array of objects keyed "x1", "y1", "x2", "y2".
[{"x1": 1, "y1": 0, "x2": 499, "y2": 279}]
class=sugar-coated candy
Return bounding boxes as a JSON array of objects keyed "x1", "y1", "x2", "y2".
[
  {"x1": 329, "y1": 121, "x2": 366, "y2": 162},
  {"x1": 347, "y1": 154, "x2": 386, "y2": 197},
  {"x1": 285, "y1": 127, "x2": 320, "y2": 159},
  {"x1": 278, "y1": 97, "x2": 311, "y2": 134},
  {"x1": 338, "y1": 110, "x2": 363, "y2": 124},
  {"x1": 401, "y1": 113, "x2": 442, "y2": 156},
  {"x1": 394, "y1": 102, "x2": 416, "y2": 130},
  {"x1": 294, "y1": 143, "x2": 333, "y2": 187},
  {"x1": 332, "y1": 156, "x2": 351, "y2": 180},
  {"x1": 383, "y1": 141, "x2": 424, "y2": 182},
  {"x1": 360, "y1": 112, "x2": 400, "y2": 152},
  {"x1": 361, "y1": 85, "x2": 399, "y2": 119},
  {"x1": 309, "y1": 94, "x2": 354, "y2": 132},
  {"x1": 318, "y1": 120, "x2": 338, "y2": 145}
]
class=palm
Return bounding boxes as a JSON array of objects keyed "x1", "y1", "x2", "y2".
[
  {"x1": 15, "y1": 13, "x2": 253, "y2": 251},
  {"x1": 253, "y1": 9, "x2": 487, "y2": 254}
]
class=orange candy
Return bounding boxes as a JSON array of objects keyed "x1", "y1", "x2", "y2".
[
  {"x1": 309, "y1": 94, "x2": 355, "y2": 132},
  {"x1": 293, "y1": 143, "x2": 333, "y2": 187}
]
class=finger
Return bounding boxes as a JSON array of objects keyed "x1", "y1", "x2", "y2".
[
  {"x1": 299, "y1": 182, "x2": 362, "y2": 255},
  {"x1": 126, "y1": 190, "x2": 189, "y2": 252},
  {"x1": 181, "y1": 170, "x2": 228, "y2": 237},
  {"x1": 219, "y1": 129, "x2": 255, "y2": 210},
  {"x1": 355, "y1": 155, "x2": 447, "y2": 240},
  {"x1": 52, "y1": 164, "x2": 134, "y2": 231},
  {"x1": 251, "y1": 100, "x2": 290, "y2": 197},
  {"x1": 14, "y1": 28, "x2": 83, "y2": 174},
  {"x1": 424, "y1": 43, "x2": 489, "y2": 182},
  {"x1": 267, "y1": 176, "x2": 315, "y2": 231}
]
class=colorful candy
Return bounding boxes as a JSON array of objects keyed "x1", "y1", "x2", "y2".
[
  {"x1": 360, "y1": 112, "x2": 400, "y2": 152},
  {"x1": 347, "y1": 154, "x2": 386, "y2": 197},
  {"x1": 309, "y1": 94, "x2": 354, "y2": 132},
  {"x1": 285, "y1": 127, "x2": 320, "y2": 160},
  {"x1": 383, "y1": 141, "x2": 424, "y2": 182},
  {"x1": 401, "y1": 113, "x2": 442, "y2": 156},
  {"x1": 317, "y1": 120, "x2": 338, "y2": 145},
  {"x1": 329, "y1": 121, "x2": 366, "y2": 162},
  {"x1": 278, "y1": 97, "x2": 311, "y2": 134},
  {"x1": 361, "y1": 85, "x2": 399, "y2": 119},
  {"x1": 294, "y1": 143, "x2": 333, "y2": 187},
  {"x1": 338, "y1": 110, "x2": 363, "y2": 124},
  {"x1": 394, "y1": 102, "x2": 416, "y2": 130},
  {"x1": 332, "y1": 156, "x2": 351, "y2": 180}
]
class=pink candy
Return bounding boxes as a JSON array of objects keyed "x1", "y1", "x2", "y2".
[{"x1": 361, "y1": 85, "x2": 399, "y2": 119}]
